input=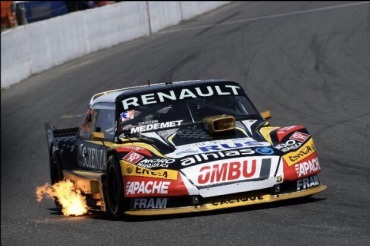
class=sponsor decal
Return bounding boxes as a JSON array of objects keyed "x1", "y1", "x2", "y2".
[
  {"x1": 295, "y1": 157, "x2": 320, "y2": 178},
  {"x1": 137, "y1": 158, "x2": 175, "y2": 168},
  {"x1": 197, "y1": 158, "x2": 271, "y2": 185},
  {"x1": 122, "y1": 84, "x2": 242, "y2": 110},
  {"x1": 283, "y1": 138, "x2": 316, "y2": 166},
  {"x1": 275, "y1": 140, "x2": 302, "y2": 153},
  {"x1": 123, "y1": 151, "x2": 144, "y2": 164},
  {"x1": 198, "y1": 161, "x2": 256, "y2": 184},
  {"x1": 255, "y1": 147, "x2": 274, "y2": 155},
  {"x1": 122, "y1": 163, "x2": 178, "y2": 180},
  {"x1": 132, "y1": 198, "x2": 168, "y2": 209},
  {"x1": 297, "y1": 175, "x2": 320, "y2": 190},
  {"x1": 290, "y1": 131, "x2": 309, "y2": 143},
  {"x1": 121, "y1": 110, "x2": 135, "y2": 121},
  {"x1": 276, "y1": 125, "x2": 303, "y2": 141},
  {"x1": 181, "y1": 148, "x2": 255, "y2": 166},
  {"x1": 168, "y1": 138, "x2": 270, "y2": 158},
  {"x1": 199, "y1": 140, "x2": 269, "y2": 152},
  {"x1": 211, "y1": 195, "x2": 264, "y2": 206},
  {"x1": 126, "y1": 181, "x2": 170, "y2": 195},
  {"x1": 126, "y1": 164, "x2": 134, "y2": 174},
  {"x1": 283, "y1": 152, "x2": 318, "y2": 180},
  {"x1": 116, "y1": 146, "x2": 152, "y2": 157},
  {"x1": 78, "y1": 145, "x2": 106, "y2": 170},
  {"x1": 276, "y1": 175, "x2": 283, "y2": 182},
  {"x1": 289, "y1": 147, "x2": 313, "y2": 162},
  {"x1": 130, "y1": 120, "x2": 183, "y2": 134},
  {"x1": 277, "y1": 126, "x2": 301, "y2": 135},
  {"x1": 125, "y1": 176, "x2": 189, "y2": 197}
]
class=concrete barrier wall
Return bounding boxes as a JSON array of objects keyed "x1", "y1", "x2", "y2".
[
  {"x1": 1, "y1": 1, "x2": 230, "y2": 89},
  {"x1": 48, "y1": 11, "x2": 89, "y2": 67},
  {"x1": 180, "y1": 1, "x2": 230, "y2": 20},
  {"x1": 1, "y1": 25, "x2": 30, "y2": 89},
  {"x1": 84, "y1": 1, "x2": 150, "y2": 53},
  {"x1": 27, "y1": 21, "x2": 53, "y2": 75},
  {"x1": 148, "y1": 1, "x2": 183, "y2": 33}
]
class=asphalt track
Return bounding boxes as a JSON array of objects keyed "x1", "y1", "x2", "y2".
[{"x1": 2, "y1": 1, "x2": 370, "y2": 245}]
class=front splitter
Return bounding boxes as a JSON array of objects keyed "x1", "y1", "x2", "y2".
[{"x1": 125, "y1": 185, "x2": 327, "y2": 216}]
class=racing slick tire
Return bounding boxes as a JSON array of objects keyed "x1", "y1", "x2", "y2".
[
  {"x1": 105, "y1": 155, "x2": 127, "y2": 220},
  {"x1": 50, "y1": 153, "x2": 63, "y2": 211}
]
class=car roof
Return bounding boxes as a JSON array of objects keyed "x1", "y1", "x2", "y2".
[{"x1": 90, "y1": 79, "x2": 240, "y2": 106}]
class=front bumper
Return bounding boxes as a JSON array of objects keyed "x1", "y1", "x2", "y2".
[{"x1": 125, "y1": 184, "x2": 327, "y2": 216}]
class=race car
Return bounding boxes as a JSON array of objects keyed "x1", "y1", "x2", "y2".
[{"x1": 45, "y1": 79, "x2": 326, "y2": 219}]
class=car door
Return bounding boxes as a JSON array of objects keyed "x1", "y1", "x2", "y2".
[{"x1": 76, "y1": 103, "x2": 115, "y2": 171}]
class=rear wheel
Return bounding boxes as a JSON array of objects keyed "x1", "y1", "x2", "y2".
[
  {"x1": 50, "y1": 153, "x2": 63, "y2": 211},
  {"x1": 105, "y1": 156, "x2": 126, "y2": 220}
]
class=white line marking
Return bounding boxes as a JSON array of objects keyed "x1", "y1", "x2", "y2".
[
  {"x1": 59, "y1": 114, "x2": 84, "y2": 119},
  {"x1": 160, "y1": 2, "x2": 370, "y2": 33}
]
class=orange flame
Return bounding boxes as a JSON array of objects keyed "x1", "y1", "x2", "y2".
[{"x1": 36, "y1": 180, "x2": 88, "y2": 216}]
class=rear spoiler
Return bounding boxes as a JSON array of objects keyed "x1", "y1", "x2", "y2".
[
  {"x1": 45, "y1": 122, "x2": 54, "y2": 155},
  {"x1": 44, "y1": 122, "x2": 80, "y2": 154}
]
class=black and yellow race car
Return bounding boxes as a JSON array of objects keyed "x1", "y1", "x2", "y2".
[{"x1": 45, "y1": 79, "x2": 326, "y2": 219}]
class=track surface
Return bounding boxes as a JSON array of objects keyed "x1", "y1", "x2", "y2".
[{"x1": 2, "y1": 2, "x2": 370, "y2": 245}]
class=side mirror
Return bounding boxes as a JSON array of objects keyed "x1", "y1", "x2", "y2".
[
  {"x1": 260, "y1": 110, "x2": 272, "y2": 120},
  {"x1": 91, "y1": 131, "x2": 105, "y2": 141}
]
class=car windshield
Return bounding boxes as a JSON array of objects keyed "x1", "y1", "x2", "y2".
[{"x1": 119, "y1": 95, "x2": 259, "y2": 135}]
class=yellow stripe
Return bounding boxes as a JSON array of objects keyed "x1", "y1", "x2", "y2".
[
  {"x1": 121, "y1": 161, "x2": 178, "y2": 180},
  {"x1": 167, "y1": 134, "x2": 176, "y2": 145},
  {"x1": 86, "y1": 140, "x2": 165, "y2": 157},
  {"x1": 283, "y1": 138, "x2": 316, "y2": 166},
  {"x1": 118, "y1": 142, "x2": 165, "y2": 157},
  {"x1": 125, "y1": 185, "x2": 327, "y2": 216},
  {"x1": 85, "y1": 140, "x2": 115, "y2": 147},
  {"x1": 259, "y1": 126, "x2": 280, "y2": 144}
]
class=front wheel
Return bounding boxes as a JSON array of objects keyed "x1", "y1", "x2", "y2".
[{"x1": 105, "y1": 156, "x2": 126, "y2": 220}]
